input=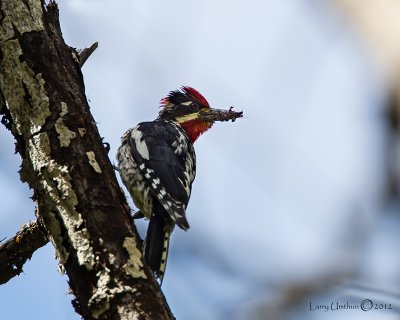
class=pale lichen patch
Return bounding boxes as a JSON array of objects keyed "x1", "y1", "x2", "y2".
[
  {"x1": 57, "y1": 262, "x2": 65, "y2": 275},
  {"x1": 89, "y1": 269, "x2": 112, "y2": 319},
  {"x1": 25, "y1": 72, "x2": 51, "y2": 134},
  {"x1": 117, "y1": 305, "x2": 140, "y2": 319},
  {"x1": 122, "y1": 237, "x2": 147, "y2": 279},
  {"x1": 51, "y1": 175, "x2": 95, "y2": 270},
  {"x1": 86, "y1": 151, "x2": 103, "y2": 174},
  {"x1": 28, "y1": 133, "x2": 52, "y2": 172},
  {"x1": 71, "y1": 50, "x2": 80, "y2": 64},
  {"x1": 25, "y1": 132, "x2": 96, "y2": 271},
  {"x1": 47, "y1": 210, "x2": 69, "y2": 265},
  {"x1": 55, "y1": 102, "x2": 76, "y2": 147},
  {"x1": 74, "y1": 229, "x2": 96, "y2": 270},
  {"x1": 0, "y1": 40, "x2": 51, "y2": 136},
  {"x1": 0, "y1": 0, "x2": 44, "y2": 42},
  {"x1": 89, "y1": 269, "x2": 138, "y2": 319},
  {"x1": 108, "y1": 252, "x2": 116, "y2": 265},
  {"x1": 78, "y1": 128, "x2": 86, "y2": 137}
]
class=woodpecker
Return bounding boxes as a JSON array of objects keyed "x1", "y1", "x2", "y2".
[{"x1": 117, "y1": 86, "x2": 242, "y2": 282}]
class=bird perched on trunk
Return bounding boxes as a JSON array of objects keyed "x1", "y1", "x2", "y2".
[{"x1": 117, "y1": 86, "x2": 242, "y2": 282}]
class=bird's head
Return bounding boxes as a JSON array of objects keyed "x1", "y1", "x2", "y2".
[{"x1": 158, "y1": 86, "x2": 243, "y2": 142}]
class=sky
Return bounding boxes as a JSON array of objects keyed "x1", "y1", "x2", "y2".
[{"x1": 1, "y1": 0, "x2": 400, "y2": 319}]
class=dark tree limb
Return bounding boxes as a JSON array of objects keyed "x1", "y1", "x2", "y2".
[
  {"x1": 0, "y1": 0, "x2": 173, "y2": 319},
  {"x1": 0, "y1": 220, "x2": 48, "y2": 285},
  {"x1": 0, "y1": 41, "x2": 97, "y2": 286}
]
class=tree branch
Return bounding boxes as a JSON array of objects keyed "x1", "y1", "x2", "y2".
[
  {"x1": 0, "y1": 220, "x2": 48, "y2": 285},
  {"x1": 0, "y1": 0, "x2": 173, "y2": 319},
  {"x1": 78, "y1": 42, "x2": 99, "y2": 68}
]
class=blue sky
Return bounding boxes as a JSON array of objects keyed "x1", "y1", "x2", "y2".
[{"x1": 1, "y1": 1, "x2": 400, "y2": 319}]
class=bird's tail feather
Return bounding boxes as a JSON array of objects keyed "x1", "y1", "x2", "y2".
[{"x1": 144, "y1": 205, "x2": 172, "y2": 283}]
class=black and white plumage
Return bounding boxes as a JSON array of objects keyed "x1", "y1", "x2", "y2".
[
  {"x1": 117, "y1": 86, "x2": 242, "y2": 282},
  {"x1": 117, "y1": 120, "x2": 196, "y2": 280}
]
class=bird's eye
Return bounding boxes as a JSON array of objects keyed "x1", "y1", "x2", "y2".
[{"x1": 189, "y1": 103, "x2": 199, "y2": 111}]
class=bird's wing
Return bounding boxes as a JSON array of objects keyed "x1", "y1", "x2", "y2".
[{"x1": 127, "y1": 121, "x2": 196, "y2": 230}]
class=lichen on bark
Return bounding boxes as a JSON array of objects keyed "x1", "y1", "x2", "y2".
[
  {"x1": 55, "y1": 102, "x2": 77, "y2": 147},
  {"x1": 123, "y1": 237, "x2": 147, "y2": 279},
  {"x1": 0, "y1": 1, "x2": 174, "y2": 318}
]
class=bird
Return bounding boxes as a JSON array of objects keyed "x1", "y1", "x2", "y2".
[{"x1": 116, "y1": 86, "x2": 242, "y2": 282}]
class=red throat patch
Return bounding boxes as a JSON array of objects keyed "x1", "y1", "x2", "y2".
[{"x1": 180, "y1": 120, "x2": 213, "y2": 142}]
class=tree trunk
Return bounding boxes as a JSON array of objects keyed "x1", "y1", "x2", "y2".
[{"x1": 0, "y1": 0, "x2": 173, "y2": 319}]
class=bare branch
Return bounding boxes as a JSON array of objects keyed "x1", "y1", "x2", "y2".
[
  {"x1": 78, "y1": 42, "x2": 99, "y2": 68},
  {"x1": 0, "y1": 220, "x2": 48, "y2": 285}
]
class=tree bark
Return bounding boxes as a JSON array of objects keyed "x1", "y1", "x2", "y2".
[{"x1": 0, "y1": 0, "x2": 173, "y2": 319}]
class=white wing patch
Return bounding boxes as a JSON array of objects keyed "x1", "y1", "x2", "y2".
[{"x1": 130, "y1": 129, "x2": 150, "y2": 160}]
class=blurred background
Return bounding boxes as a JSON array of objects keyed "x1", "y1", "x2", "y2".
[{"x1": 1, "y1": 0, "x2": 400, "y2": 319}]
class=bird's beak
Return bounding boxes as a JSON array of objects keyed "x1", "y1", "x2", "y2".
[{"x1": 197, "y1": 107, "x2": 243, "y2": 123}]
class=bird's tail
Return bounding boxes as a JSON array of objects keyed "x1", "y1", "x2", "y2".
[{"x1": 143, "y1": 205, "x2": 173, "y2": 283}]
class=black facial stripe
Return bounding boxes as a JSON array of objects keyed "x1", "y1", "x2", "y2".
[{"x1": 161, "y1": 103, "x2": 201, "y2": 121}]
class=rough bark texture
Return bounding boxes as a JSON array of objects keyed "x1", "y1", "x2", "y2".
[{"x1": 0, "y1": 1, "x2": 173, "y2": 319}]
